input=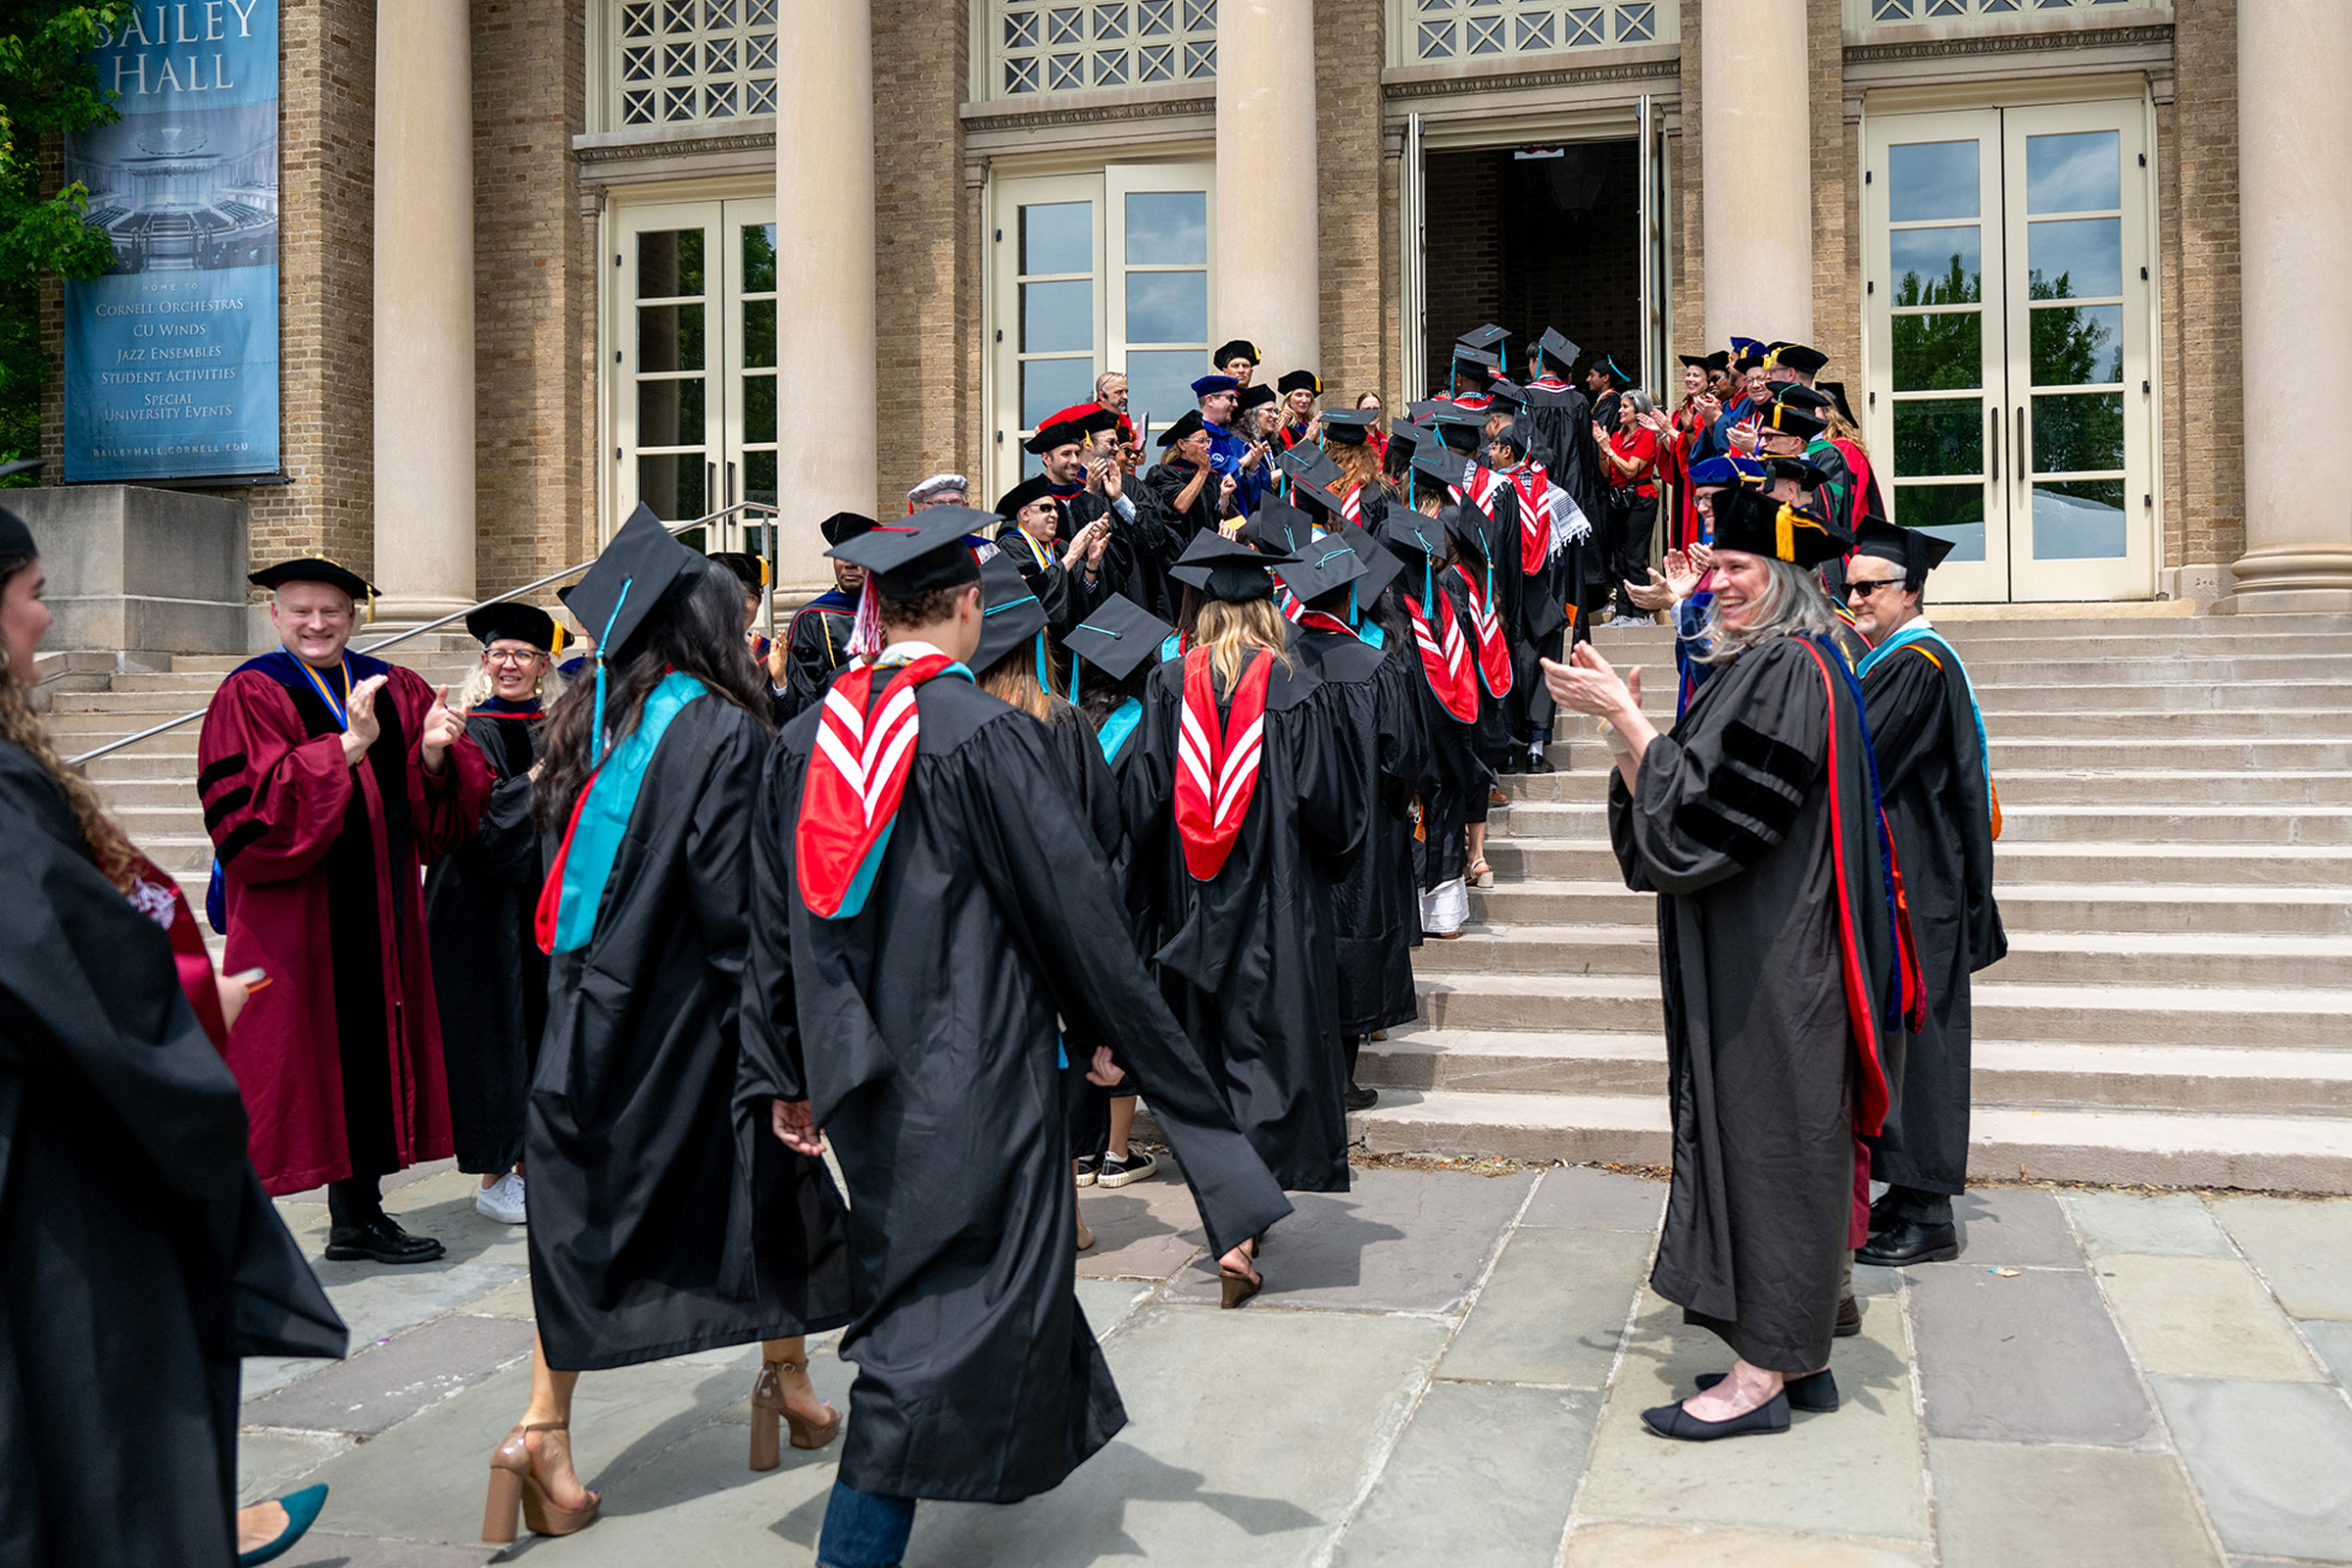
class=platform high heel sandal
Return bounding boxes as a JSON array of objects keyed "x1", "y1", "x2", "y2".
[
  {"x1": 750, "y1": 1356, "x2": 843, "y2": 1471},
  {"x1": 482, "y1": 1421, "x2": 600, "y2": 1544},
  {"x1": 1468, "y1": 858, "x2": 1494, "y2": 890}
]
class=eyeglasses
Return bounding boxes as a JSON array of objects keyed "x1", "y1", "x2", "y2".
[
  {"x1": 485, "y1": 649, "x2": 546, "y2": 665},
  {"x1": 1844, "y1": 578, "x2": 1902, "y2": 600}
]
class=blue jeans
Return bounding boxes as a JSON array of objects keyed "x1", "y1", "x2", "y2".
[{"x1": 816, "y1": 1481, "x2": 917, "y2": 1568}]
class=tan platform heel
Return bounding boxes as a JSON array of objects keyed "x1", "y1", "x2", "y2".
[
  {"x1": 482, "y1": 1421, "x2": 600, "y2": 1544},
  {"x1": 750, "y1": 1356, "x2": 843, "y2": 1471}
]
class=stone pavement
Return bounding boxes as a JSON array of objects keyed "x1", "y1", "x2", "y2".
[{"x1": 241, "y1": 1159, "x2": 2352, "y2": 1567}]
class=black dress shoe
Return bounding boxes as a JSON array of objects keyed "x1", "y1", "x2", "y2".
[
  {"x1": 1835, "y1": 1294, "x2": 1862, "y2": 1337},
  {"x1": 1344, "y1": 1083, "x2": 1378, "y2": 1112},
  {"x1": 1524, "y1": 753, "x2": 1556, "y2": 775},
  {"x1": 1641, "y1": 1391, "x2": 1790, "y2": 1442},
  {"x1": 1855, "y1": 1217, "x2": 1959, "y2": 1268},
  {"x1": 1697, "y1": 1368, "x2": 1838, "y2": 1412},
  {"x1": 325, "y1": 1216, "x2": 447, "y2": 1265},
  {"x1": 1496, "y1": 751, "x2": 1522, "y2": 775}
]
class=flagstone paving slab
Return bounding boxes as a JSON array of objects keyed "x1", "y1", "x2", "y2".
[
  {"x1": 1157, "y1": 1168, "x2": 1534, "y2": 1315},
  {"x1": 1950, "y1": 1187, "x2": 2084, "y2": 1269},
  {"x1": 276, "y1": 1532, "x2": 497, "y2": 1567},
  {"x1": 236, "y1": 1429, "x2": 354, "y2": 1505},
  {"x1": 1575, "y1": 1290, "x2": 1930, "y2": 1542},
  {"x1": 1520, "y1": 1166, "x2": 1669, "y2": 1231},
  {"x1": 1928, "y1": 1439, "x2": 2222, "y2": 1568},
  {"x1": 1559, "y1": 1520, "x2": 1932, "y2": 1566},
  {"x1": 243, "y1": 1313, "x2": 540, "y2": 1436},
  {"x1": 2209, "y1": 1197, "x2": 2352, "y2": 1319},
  {"x1": 242, "y1": 1256, "x2": 527, "y2": 1401},
  {"x1": 2064, "y1": 1191, "x2": 2237, "y2": 1258},
  {"x1": 466, "y1": 1278, "x2": 538, "y2": 1319},
  {"x1": 2093, "y1": 1254, "x2": 2324, "y2": 1381},
  {"x1": 2301, "y1": 1318, "x2": 2352, "y2": 1386},
  {"x1": 1327, "y1": 1381, "x2": 1598, "y2": 1567},
  {"x1": 1909, "y1": 1261, "x2": 2161, "y2": 1447},
  {"x1": 1074, "y1": 1169, "x2": 1207, "y2": 1281},
  {"x1": 2152, "y1": 1374, "x2": 2352, "y2": 1562},
  {"x1": 1438, "y1": 1226, "x2": 1651, "y2": 1387}
]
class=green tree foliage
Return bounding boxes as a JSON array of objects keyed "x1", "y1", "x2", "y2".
[{"x1": 0, "y1": 3, "x2": 129, "y2": 485}]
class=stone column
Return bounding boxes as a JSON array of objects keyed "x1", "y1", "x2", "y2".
[
  {"x1": 2229, "y1": 0, "x2": 2352, "y2": 612},
  {"x1": 775, "y1": 0, "x2": 877, "y2": 587},
  {"x1": 1216, "y1": 0, "x2": 1320, "y2": 378},
  {"x1": 1698, "y1": 0, "x2": 1811, "y2": 349},
  {"x1": 371, "y1": 0, "x2": 475, "y2": 622}
]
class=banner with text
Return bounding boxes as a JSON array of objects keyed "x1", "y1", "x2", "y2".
[{"x1": 63, "y1": 1, "x2": 280, "y2": 482}]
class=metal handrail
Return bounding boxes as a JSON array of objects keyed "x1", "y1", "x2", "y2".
[{"x1": 66, "y1": 500, "x2": 781, "y2": 766}]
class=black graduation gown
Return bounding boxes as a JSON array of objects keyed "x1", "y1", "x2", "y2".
[
  {"x1": 775, "y1": 594, "x2": 858, "y2": 723},
  {"x1": 1132, "y1": 462, "x2": 1220, "y2": 619},
  {"x1": 1041, "y1": 703, "x2": 1134, "y2": 1157},
  {"x1": 1609, "y1": 635, "x2": 1898, "y2": 1376},
  {"x1": 998, "y1": 524, "x2": 1095, "y2": 641},
  {"x1": 423, "y1": 708, "x2": 546, "y2": 1173},
  {"x1": 529, "y1": 696, "x2": 853, "y2": 1370},
  {"x1": 1863, "y1": 636, "x2": 2005, "y2": 1197},
  {"x1": 1399, "y1": 585, "x2": 1483, "y2": 894},
  {"x1": 740, "y1": 677, "x2": 1291, "y2": 1503},
  {"x1": 1295, "y1": 618, "x2": 1432, "y2": 1037},
  {"x1": 1524, "y1": 379, "x2": 1608, "y2": 526},
  {"x1": 1126, "y1": 653, "x2": 1369, "y2": 1192},
  {"x1": 0, "y1": 743, "x2": 346, "y2": 1568}
]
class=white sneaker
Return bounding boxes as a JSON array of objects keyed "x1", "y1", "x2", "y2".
[{"x1": 473, "y1": 1172, "x2": 527, "y2": 1225}]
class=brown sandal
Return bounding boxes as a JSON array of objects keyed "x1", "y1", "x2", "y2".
[
  {"x1": 751, "y1": 1357, "x2": 843, "y2": 1471},
  {"x1": 483, "y1": 1421, "x2": 600, "y2": 1544}
]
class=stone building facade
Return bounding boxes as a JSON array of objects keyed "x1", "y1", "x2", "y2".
[{"x1": 33, "y1": 0, "x2": 2352, "y2": 617}]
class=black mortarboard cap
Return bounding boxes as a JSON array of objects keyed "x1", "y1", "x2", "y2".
[
  {"x1": 1375, "y1": 508, "x2": 1449, "y2": 569},
  {"x1": 1761, "y1": 454, "x2": 1831, "y2": 492},
  {"x1": 1333, "y1": 519, "x2": 1402, "y2": 604},
  {"x1": 1064, "y1": 593, "x2": 1173, "y2": 683},
  {"x1": 1769, "y1": 343, "x2": 1830, "y2": 376},
  {"x1": 1758, "y1": 401, "x2": 1827, "y2": 440},
  {"x1": 820, "y1": 511, "x2": 877, "y2": 547},
  {"x1": 249, "y1": 556, "x2": 379, "y2": 602},
  {"x1": 1817, "y1": 379, "x2": 1858, "y2": 426},
  {"x1": 1431, "y1": 409, "x2": 1488, "y2": 454},
  {"x1": 1535, "y1": 328, "x2": 1580, "y2": 372},
  {"x1": 709, "y1": 551, "x2": 765, "y2": 592},
  {"x1": 1449, "y1": 343, "x2": 1501, "y2": 370},
  {"x1": 972, "y1": 550, "x2": 1048, "y2": 673},
  {"x1": 1387, "y1": 416, "x2": 1426, "y2": 450},
  {"x1": 1157, "y1": 410, "x2": 1206, "y2": 448},
  {"x1": 1275, "y1": 533, "x2": 1372, "y2": 604},
  {"x1": 1852, "y1": 514, "x2": 1957, "y2": 590},
  {"x1": 1489, "y1": 420, "x2": 1529, "y2": 458},
  {"x1": 1277, "y1": 369, "x2": 1323, "y2": 396},
  {"x1": 1485, "y1": 379, "x2": 1526, "y2": 411},
  {"x1": 1457, "y1": 323, "x2": 1509, "y2": 353},
  {"x1": 466, "y1": 601, "x2": 558, "y2": 652},
  {"x1": 559, "y1": 504, "x2": 707, "y2": 658},
  {"x1": 1404, "y1": 398, "x2": 1450, "y2": 424},
  {"x1": 1169, "y1": 529, "x2": 1293, "y2": 603},
  {"x1": 0, "y1": 504, "x2": 32, "y2": 562},
  {"x1": 829, "y1": 505, "x2": 989, "y2": 598},
  {"x1": 1025, "y1": 402, "x2": 1119, "y2": 455},
  {"x1": 1320, "y1": 408, "x2": 1379, "y2": 444},
  {"x1": 1440, "y1": 501, "x2": 1490, "y2": 564},
  {"x1": 1238, "y1": 381, "x2": 1277, "y2": 412},
  {"x1": 1709, "y1": 485, "x2": 1851, "y2": 568},
  {"x1": 995, "y1": 472, "x2": 1056, "y2": 519},
  {"x1": 1410, "y1": 444, "x2": 1467, "y2": 491},
  {"x1": 1276, "y1": 443, "x2": 1345, "y2": 490},
  {"x1": 1775, "y1": 384, "x2": 1836, "y2": 413},
  {"x1": 1212, "y1": 338, "x2": 1260, "y2": 368},
  {"x1": 1239, "y1": 497, "x2": 1313, "y2": 557}
]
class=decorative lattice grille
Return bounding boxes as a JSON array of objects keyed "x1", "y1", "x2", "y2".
[
  {"x1": 1404, "y1": 0, "x2": 1662, "y2": 62},
  {"x1": 614, "y1": 0, "x2": 778, "y2": 128},
  {"x1": 991, "y1": 0, "x2": 1217, "y2": 97},
  {"x1": 1861, "y1": 0, "x2": 2146, "y2": 23}
]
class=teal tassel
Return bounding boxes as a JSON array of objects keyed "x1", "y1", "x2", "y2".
[
  {"x1": 1035, "y1": 633, "x2": 1052, "y2": 696},
  {"x1": 589, "y1": 578, "x2": 634, "y2": 767}
]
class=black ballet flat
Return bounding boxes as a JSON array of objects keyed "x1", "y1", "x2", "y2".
[
  {"x1": 1697, "y1": 1368, "x2": 1838, "y2": 1412},
  {"x1": 1641, "y1": 1391, "x2": 1790, "y2": 1442}
]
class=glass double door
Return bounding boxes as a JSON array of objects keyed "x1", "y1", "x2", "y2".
[
  {"x1": 1863, "y1": 101, "x2": 2154, "y2": 601},
  {"x1": 610, "y1": 195, "x2": 777, "y2": 557}
]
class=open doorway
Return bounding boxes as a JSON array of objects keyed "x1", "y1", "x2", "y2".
[{"x1": 1422, "y1": 140, "x2": 1642, "y2": 392}]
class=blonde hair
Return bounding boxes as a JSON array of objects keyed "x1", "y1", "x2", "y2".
[
  {"x1": 1826, "y1": 408, "x2": 1869, "y2": 454},
  {"x1": 979, "y1": 646, "x2": 1064, "y2": 719},
  {"x1": 0, "y1": 618, "x2": 139, "y2": 893},
  {"x1": 1194, "y1": 597, "x2": 1290, "y2": 692}
]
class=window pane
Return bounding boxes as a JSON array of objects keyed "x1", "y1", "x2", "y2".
[
  {"x1": 1888, "y1": 226, "x2": 1980, "y2": 306},
  {"x1": 1021, "y1": 357, "x2": 1095, "y2": 427},
  {"x1": 1124, "y1": 348, "x2": 1202, "y2": 430},
  {"x1": 2028, "y1": 218, "x2": 2122, "y2": 300},
  {"x1": 1020, "y1": 202, "x2": 1092, "y2": 275},
  {"x1": 638, "y1": 303, "x2": 706, "y2": 372},
  {"x1": 636, "y1": 375, "x2": 706, "y2": 448},
  {"x1": 1893, "y1": 398, "x2": 1984, "y2": 478},
  {"x1": 740, "y1": 222, "x2": 777, "y2": 293},
  {"x1": 1891, "y1": 312, "x2": 1982, "y2": 394},
  {"x1": 1125, "y1": 190, "x2": 1207, "y2": 265},
  {"x1": 1887, "y1": 140, "x2": 1979, "y2": 223},
  {"x1": 2026, "y1": 130, "x2": 2120, "y2": 215},
  {"x1": 1021, "y1": 279, "x2": 1093, "y2": 353},
  {"x1": 2033, "y1": 391, "x2": 2125, "y2": 474},
  {"x1": 1125, "y1": 270, "x2": 1206, "y2": 344},
  {"x1": 637, "y1": 452, "x2": 707, "y2": 520},
  {"x1": 744, "y1": 448, "x2": 776, "y2": 509},
  {"x1": 2031, "y1": 303, "x2": 2124, "y2": 387},
  {"x1": 2033, "y1": 478, "x2": 2128, "y2": 560},
  {"x1": 741, "y1": 300, "x2": 776, "y2": 368},
  {"x1": 743, "y1": 370, "x2": 775, "y2": 444},
  {"x1": 637, "y1": 228, "x2": 706, "y2": 297},
  {"x1": 1893, "y1": 483, "x2": 1984, "y2": 564}
]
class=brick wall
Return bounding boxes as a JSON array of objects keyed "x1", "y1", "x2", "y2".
[
  {"x1": 1672, "y1": 0, "x2": 1705, "y2": 359},
  {"x1": 1809, "y1": 0, "x2": 1856, "y2": 383},
  {"x1": 472, "y1": 0, "x2": 595, "y2": 596},
  {"x1": 872, "y1": 0, "x2": 971, "y2": 519},
  {"x1": 2167, "y1": 0, "x2": 2241, "y2": 574},
  {"x1": 1315, "y1": 0, "x2": 1386, "y2": 409},
  {"x1": 1422, "y1": 149, "x2": 1499, "y2": 390}
]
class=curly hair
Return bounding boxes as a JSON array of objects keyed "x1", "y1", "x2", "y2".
[{"x1": 0, "y1": 552, "x2": 139, "y2": 892}]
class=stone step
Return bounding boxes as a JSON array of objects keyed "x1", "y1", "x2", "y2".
[
  {"x1": 1972, "y1": 683, "x2": 2352, "y2": 714},
  {"x1": 1357, "y1": 1028, "x2": 2352, "y2": 1116},
  {"x1": 1468, "y1": 878, "x2": 2352, "y2": 937},
  {"x1": 84, "y1": 777, "x2": 200, "y2": 807},
  {"x1": 1491, "y1": 799, "x2": 2352, "y2": 847},
  {"x1": 1497, "y1": 765, "x2": 2352, "y2": 808},
  {"x1": 1415, "y1": 972, "x2": 2352, "y2": 1047},
  {"x1": 1485, "y1": 836, "x2": 2352, "y2": 887},
  {"x1": 1951, "y1": 654, "x2": 2352, "y2": 685},
  {"x1": 1547, "y1": 731, "x2": 2352, "y2": 771},
  {"x1": 1348, "y1": 1087, "x2": 2352, "y2": 1191}
]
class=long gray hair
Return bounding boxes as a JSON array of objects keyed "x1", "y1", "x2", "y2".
[{"x1": 1697, "y1": 555, "x2": 1841, "y2": 664}]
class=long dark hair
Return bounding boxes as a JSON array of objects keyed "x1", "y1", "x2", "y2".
[
  {"x1": 0, "y1": 551, "x2": 139, "y2": 891},
  {"x1": 533, "y1": 564, "x2": 772, "y2": 832}
]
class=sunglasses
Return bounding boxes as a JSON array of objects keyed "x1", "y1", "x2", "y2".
[{"x1": 1844, "y1": 578, "x2": 1902, "y2": 600}]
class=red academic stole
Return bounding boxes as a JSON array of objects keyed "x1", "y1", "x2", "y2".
[
  {"x1": 1340, "y1": 483, "x2": 1364, "y2": 527},
  {"x1": 1403, "y1": 587, "x2": 1480, "y2": 723},
  {"x1": 1297, "y1": 609, "x2": 1360, "y2": 640},
  {"x1": 1449, "y1": 564, "x2": 1513, "y2": 698},
  {"x1": 796, "y1": 653, "x2": 962, "y2": 918},
  {"x1": 1503, "y1": 460, "x2": 1551, "y2": 574},
  {"x1": 1174, "y1": 646, "x2": 1275, "y2": 881}
]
